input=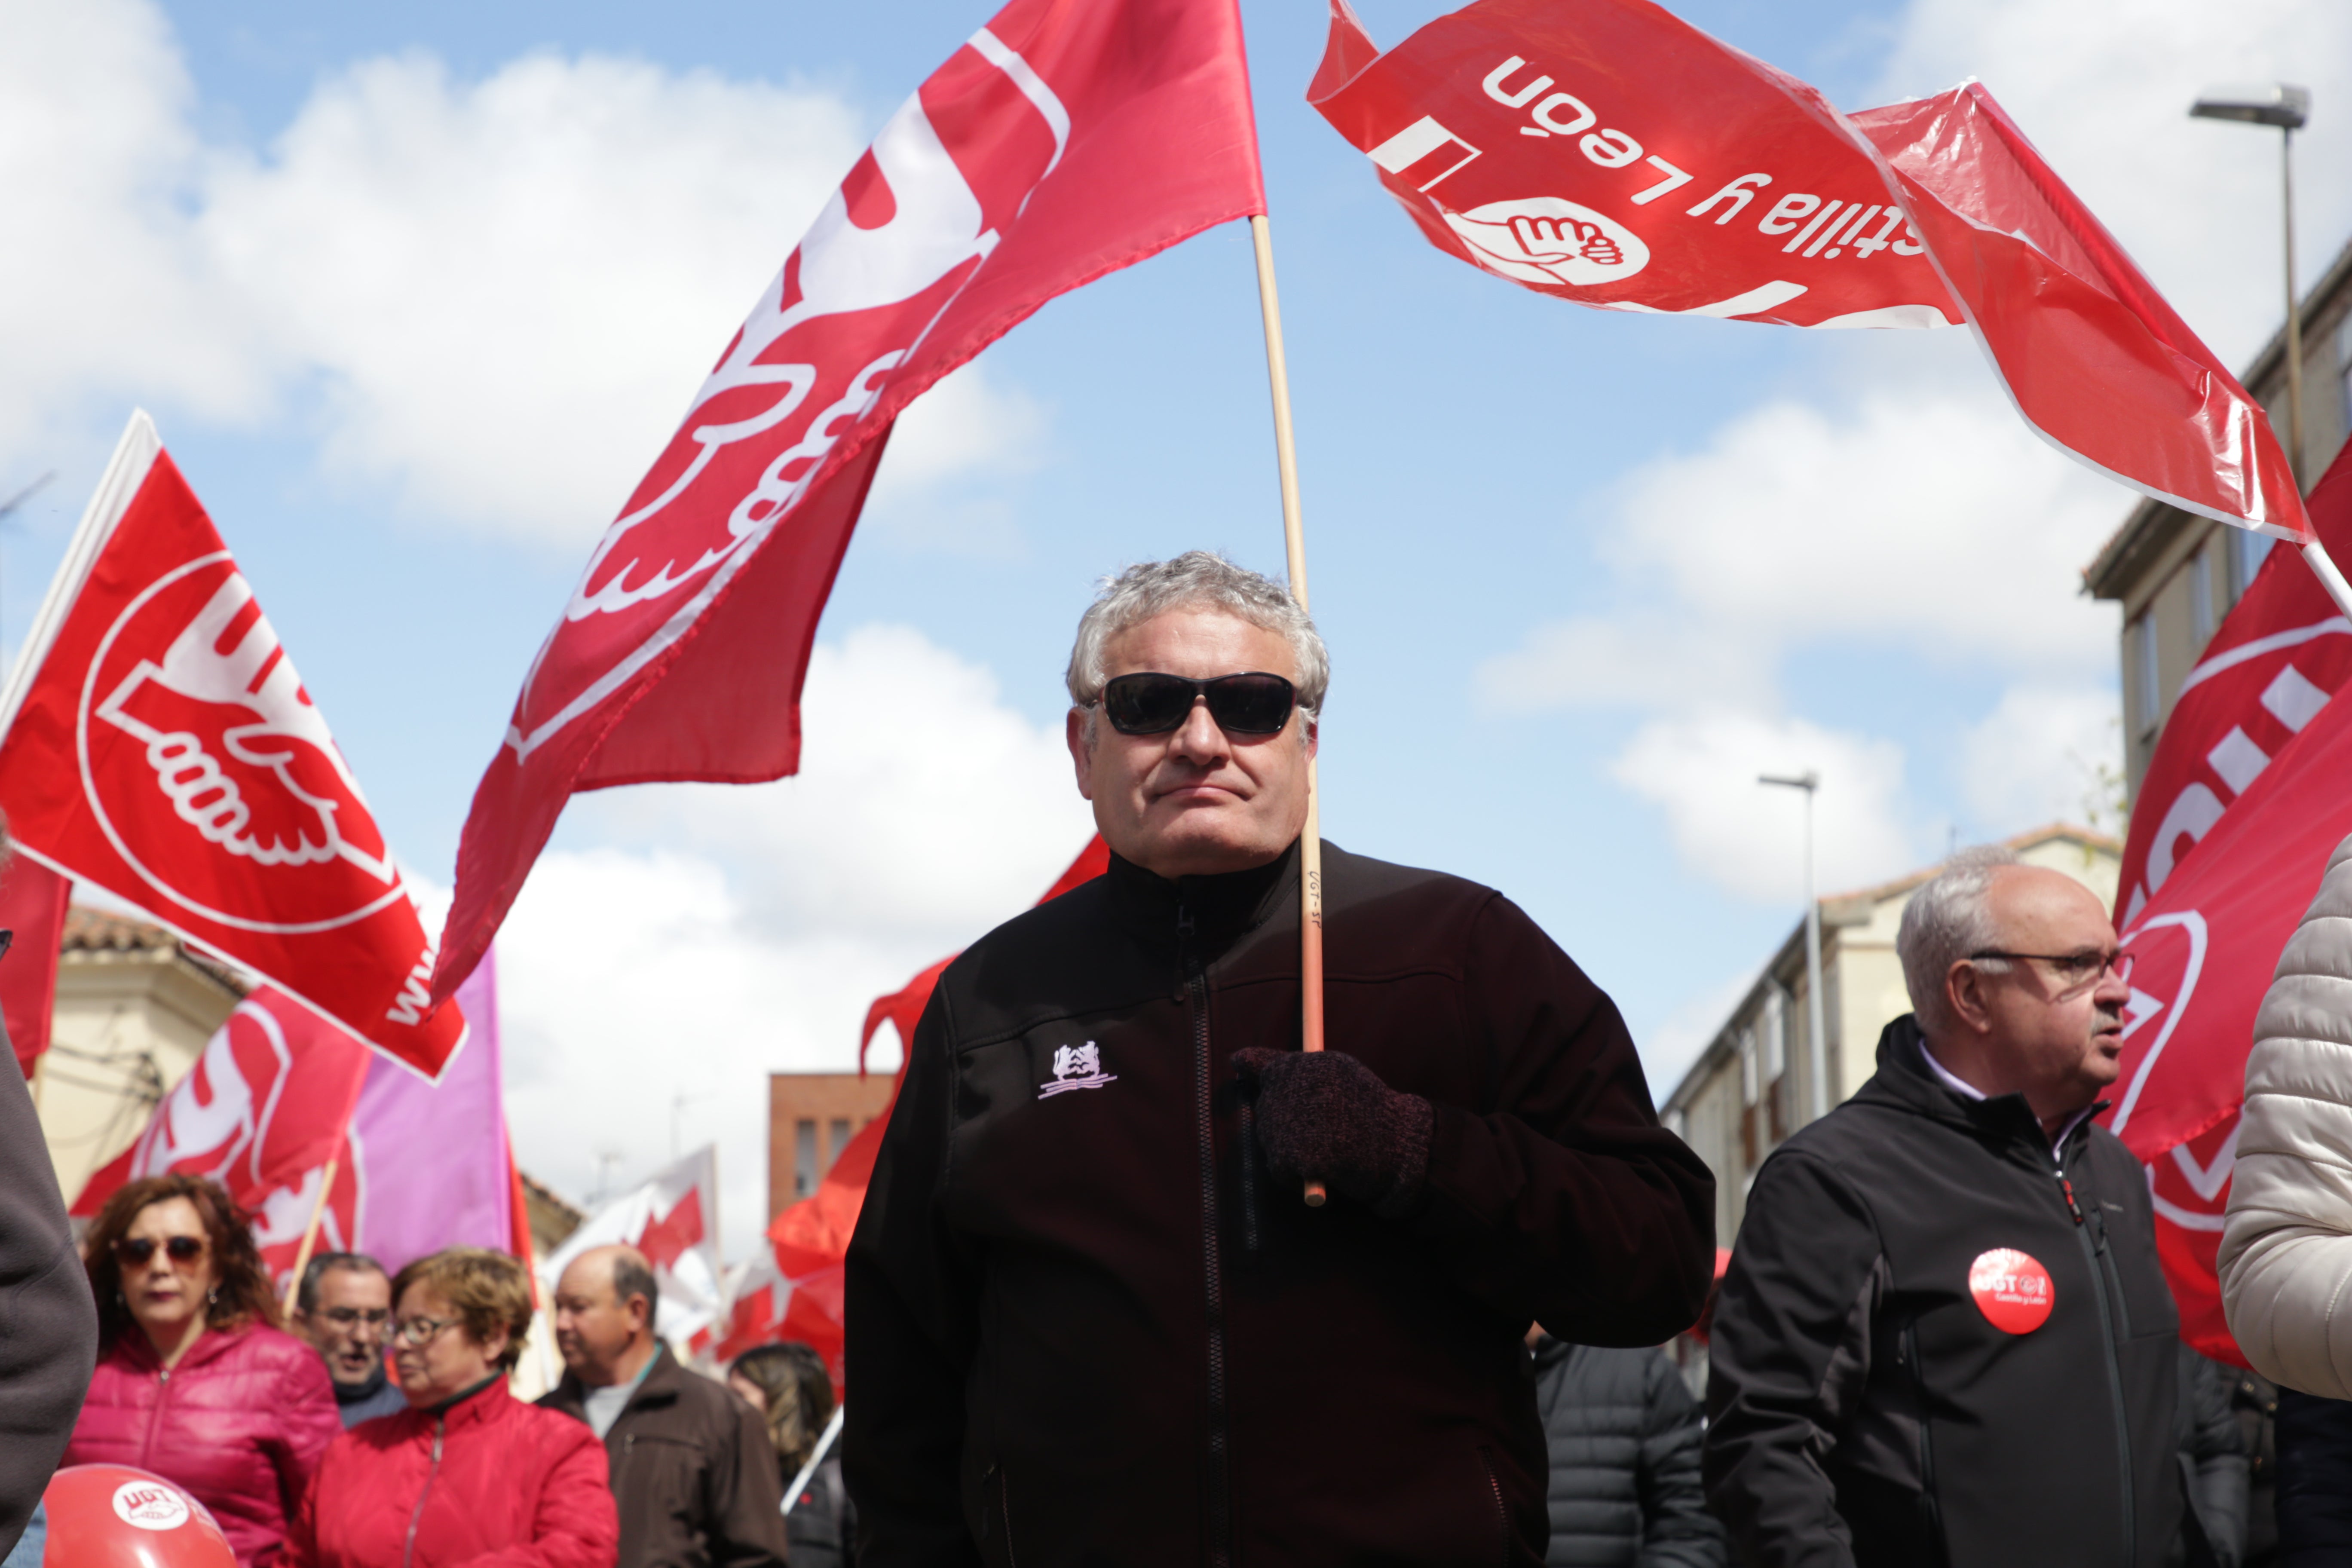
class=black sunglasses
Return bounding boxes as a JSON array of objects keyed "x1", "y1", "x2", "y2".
[
  {"x1": 115, "y1": 1235, "x2": 207, "y2": 1266},
  {"x1": 1100, "y1": 672, "x2": 1297, "y2": 736}
]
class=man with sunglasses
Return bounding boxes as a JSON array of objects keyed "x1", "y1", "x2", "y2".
[
  {"x1": 847, "y1": 552, "x2": 1715, "y2": 1567},
  {"x1": 1705, "y1": 846, "x2": 2187, "y2": 1568},
  {"x1": 291, "y1": 1253, "x2": 407, "y2": 1427}
]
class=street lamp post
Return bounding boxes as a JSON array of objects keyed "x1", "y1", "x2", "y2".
[
  {"x1": 2193, "y1": 83, "x2": 2312, "y2": 487},
  {"x1": 1759, "y1": 772, "x2": 1828, "y2": 1121}
]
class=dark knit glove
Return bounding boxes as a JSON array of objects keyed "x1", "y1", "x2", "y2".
[{"x1": 1232, "y1": 1047, "x2": 1434, "y2": 1216}]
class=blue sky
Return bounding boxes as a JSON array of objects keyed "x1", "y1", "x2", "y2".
[{"x1": 8, "y1": 0, "x2": 2347, "y2": 1253}]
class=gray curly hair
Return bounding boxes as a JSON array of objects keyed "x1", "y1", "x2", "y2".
[
  {"x1": 1897, "y1": 845, "x2": 2022, "y2": 1032},
  {"x1": 1065, "y1": 552, "x2": 1328, "y2": 742}
]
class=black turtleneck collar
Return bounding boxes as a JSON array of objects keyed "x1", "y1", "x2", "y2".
[
  {"x1": 1104, "y1": 838, "x2": 1299, "y2": 953},
  {"x1": 334, "y1": 1359, "x2": 389, "y2": 1406}
]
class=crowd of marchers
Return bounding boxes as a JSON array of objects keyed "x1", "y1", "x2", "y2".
[
  {"x1": 13, "y1": 552, "x2": 2352, "y2": 1568},
  {"x1": 0, "y1": 1164, "x2": 849, "y2": 1568}
]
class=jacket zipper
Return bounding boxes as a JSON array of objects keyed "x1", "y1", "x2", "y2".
[
  {"x1": 1181, "y1": 905, "x2": 1234, "y2": 1568},
  {"x1": 1237, "y1": 1100, "x2": 1263, "y2": 1253},
  {"x1": 2057, "y1": 1167, "x2": 2135, "y2": 1568},
  {"x1": 1899, "y1": 1321, "x2": 1945, "y2": 1555},
  {"x1": 403, "y1": 1418, "x2": 445, "y2": 1568},
  {"x1": 1476, "y1": 1446, "x2": 1509, "y2": 1568},
  {"x1": 140, "y1": 1366, "x2": 172, "y2": 1467}
]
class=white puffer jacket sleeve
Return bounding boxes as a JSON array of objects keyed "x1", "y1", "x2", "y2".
[{"x1": 2220, "y1": 831, "x2": 2352, "y2": 1396}]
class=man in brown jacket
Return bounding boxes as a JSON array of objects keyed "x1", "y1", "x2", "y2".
[{"x1": 542, "y1": 1245, "x2": 787, "y2": 1568}]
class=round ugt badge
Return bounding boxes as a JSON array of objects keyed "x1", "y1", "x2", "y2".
[{"x1": 1969, "y1": 1248, "x2": 2055, "y2": 1334}]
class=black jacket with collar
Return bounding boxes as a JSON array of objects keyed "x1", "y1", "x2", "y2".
[
  {"x1": 1703, "y1": 1015, "x2": 2181, "y2": 1568},
  {"x1": 844, "y1": 840, "x2": 1715, "y2": 1568},
  {"x1": 540, "y1": 1343, "x2": 787, "y2": 1568}
]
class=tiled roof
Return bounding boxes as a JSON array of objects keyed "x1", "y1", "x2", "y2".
[
  {"x1": 520, "y1": 1170, "x2": 585, "y2": 1227},
  {"x1": 63, "y1": 905, "x2": 181, "y2": 953},
  {"x1": 61, "y1": 904, "x2": 249, "y2": 994}
]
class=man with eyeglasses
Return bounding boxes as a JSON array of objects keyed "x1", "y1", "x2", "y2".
[
  {"x1": 291, "y1": 1252, "x2": 406, "y2": 1427},
  {"x1": 1705, "y1": 845, "x2": 2187, "y2": 1568},
  {"x1": 846, "y1": 552, "x2": 1715, "y2": 1566}
]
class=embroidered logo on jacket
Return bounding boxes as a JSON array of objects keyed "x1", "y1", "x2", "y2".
[{"x1": 1039, "y1": 1042, "x2": 1117, "y2": 1098}]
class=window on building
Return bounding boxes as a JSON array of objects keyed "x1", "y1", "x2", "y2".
[
  {"x1": 2131, "y1": 613, "x2": 2160, "y2": 737},
  {"x1": 2190, "y1": 548, "x2": 2214, "y2": 646},
  {"x1": 2338, "y1": 312, "x2": 2352, "y2": 450},
  {"x1": 794, "y1": 1119, "x2": 818, "y2": 1199},
  {"x1": 829, "y1": 1118, "x2": 852, "y2": 1166},
  {"x1": 1737, "y1": 1027, "x2": 1760, "y2": 1167},
  {"x1": 2231, "y1": 527, "x2": 2275, "y2": 603}
]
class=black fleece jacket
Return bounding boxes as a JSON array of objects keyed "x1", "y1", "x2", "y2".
[
  {"x1": 1705, "y1": 1016, "x2": 2181, "y2": 1568},
  {"x1": 844, "y1": 840, "x2": 1714, "y2": 1568},
  {"x1": 0, "y1": 1007, "x2": 96, "y2": 1561}
]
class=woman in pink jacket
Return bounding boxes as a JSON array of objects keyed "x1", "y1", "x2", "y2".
[{"x1": 64, "y1": 1174, "x2": 343, "y2": 1567}]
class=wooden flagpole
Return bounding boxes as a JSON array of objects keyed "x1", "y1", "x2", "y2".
[
  {"x1": 1249, "y1": 214, "x2": 1329, "y2": 1209},
  {"x1": 280, "y1": 1152, "x2": 340, "y2": 1320}
]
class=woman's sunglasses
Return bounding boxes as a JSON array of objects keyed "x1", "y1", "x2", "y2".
[
  {"x1": 1100, "y1": 672, "x2": 1296, "y2": 737},
  {"x1": 114, "y1": 1236, "x2": 207, "y2": 1267}
]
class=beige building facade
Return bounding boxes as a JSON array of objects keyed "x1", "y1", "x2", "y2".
[
  {"x1": 2085, "y1": 235, "x2": 2352, "y2": 795},
  {"x1": 1662, "y1": 825, "x2": 2119, "y2": 1246},
  {"x1": 35, "y1": 906, "x2": 247, "y2": 1207}
]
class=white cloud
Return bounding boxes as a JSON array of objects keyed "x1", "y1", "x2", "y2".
[
  {"x1": 0, "y1": 0, "x2": 270, "y2": 461},
  {"x1": 497, "y1": 624, "x2": 1096, "y2": 1259},
  {"x1": 1479, "y1": 390, "x2": 2120, "y2": 901},
  {"x1": 1482, "y1": 391, "x2": 2122, "y2": 713},
  {"x1": 1960, "y1": 683, "x2": 2123, "y2": 836},
  {"x1": 0, "y1": 4, "x2": 1053, "y2": 545},
  {"x1": 1610, "y1": 709, "x2": 1920, "y2": 903},
  {"x1": 199, "y1": 50, "x2": 867, "y2": 543}
]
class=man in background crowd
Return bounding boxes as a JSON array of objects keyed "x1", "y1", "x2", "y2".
[
  {"x1": 1707, "y1": 847, "x2": 2181, "y2": 1566},
  {"x1": 291, "y1": 1252, "x2": 405, "y2": 1427},
  {"x1": 542, "y1": 1243, "x2": 787, "y2": 1568},
  {"x1": 1529, "y1": 1324, "x2": 1724, "y2": 1567}
]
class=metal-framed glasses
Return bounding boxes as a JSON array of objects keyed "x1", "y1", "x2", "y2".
[
  {"x1": 114, "y1": 1235, "x2": 206, "y2": 1268},
  {"x1": 1968, "y1": 947, "x2": 2135, "y2": 995},
  {"x1": 319, "y1": 1307, "x2": 392, "y2": 1329},
  {"x1": 390, "y1": 1315, "x2": 463, "y2": 1348}
]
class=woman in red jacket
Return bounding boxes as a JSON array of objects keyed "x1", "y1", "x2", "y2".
[
  {"x1": 65, "y1": 1174, "x2": 343, "y2": 1567},
  {"x1": 287, "y1": 1247, "x2": 616, "y2": 1568}
]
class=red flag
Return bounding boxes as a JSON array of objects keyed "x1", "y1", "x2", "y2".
[
  {"x1": 1853, "y1": 87, "x2": 2306, "y2": 541},
  {"x1": 1312, "y1": 0, "x2": 2307, "y2": 541},
  {"x1": 2114, "y1": 441, "x2": 2352, "y2": 928},
  {"x1": 74, "y1": 987, "x2": 372, "y2": 1286},
  {"x1": 2103, "y1": 680, "x2": 2352, "y2": 1363},
  {"x1": 1308, "y1": 0, "x2": 1958, "y2": 328},
  {"x1": 435, "y1": 0, "x2": 1266, "y2": 1002},
  {"x1": 0, "y1": 416, "x2": 464, "y2": 1075},
  {"x1": 727, "y1": 836, "x2": 1110, "y2": 1378},
  {"x1": 0, "y1": 857, "x2": 69, "y2": 1076}
]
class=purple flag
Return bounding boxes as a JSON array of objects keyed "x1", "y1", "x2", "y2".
[{"x1": 347, "y1": 949, "x2": 511, "y2": 1274}]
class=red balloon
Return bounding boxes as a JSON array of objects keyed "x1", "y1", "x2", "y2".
[{"x1": 40, "y1": 1466, "x2": 236, "y2": 1568}]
